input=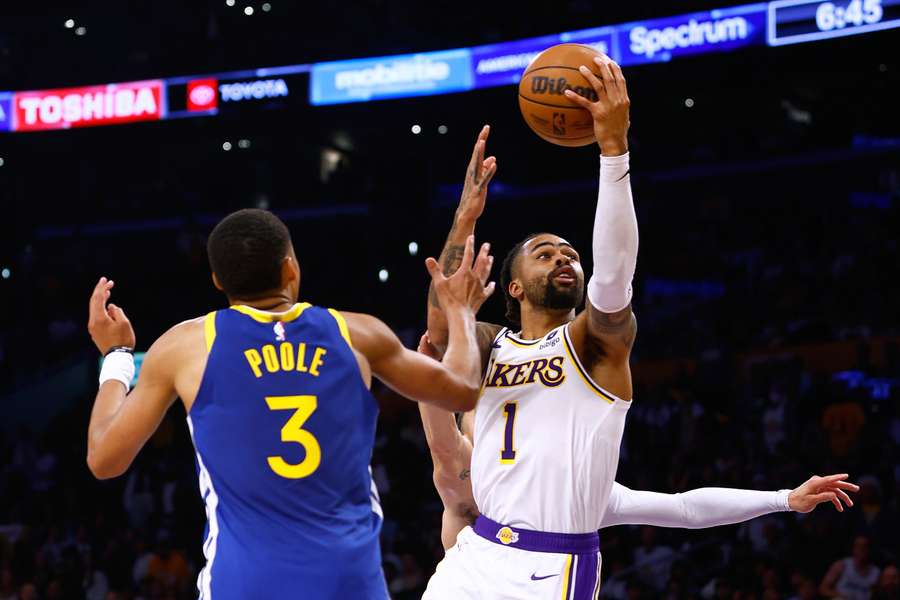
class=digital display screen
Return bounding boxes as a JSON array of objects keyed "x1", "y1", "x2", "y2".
[
  {"x1": 768, "y1": 0, "x2": 900, "y2": 45},
  {"x1": 3, "y1": 1, "x2": 899, "y2": 122}
]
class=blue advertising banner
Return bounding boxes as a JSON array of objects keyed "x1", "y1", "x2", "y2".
[
  {"x1": 0, "y1": 92, "x2": 12, "y2": 132},
  {"x1": 617, "y1": 3, "x2": 768, "y2": 65},
  {"x1": 310, "y1": 49, "x2": 474, "y2": 105}
]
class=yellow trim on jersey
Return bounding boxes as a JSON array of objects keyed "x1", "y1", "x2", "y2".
[
  {"x1": 326, "y1": 308, "x2": 353, "y2": 348},
  {"x1": 503, "y1": 325, "x2": 565, "y2": 348},
  {"x1": 561, "y1": 554, "x2": 574, "y2": 600},
  {"x1": 561, "y1": 326, "x2": 616, "y2": 404},
  {"x1": 504, "y1": 335, "x2": 541, "y2": 349},
  {"x1": 204, "y1": 312, "x2": 217, "y2": 354},
  {"x1": 230, "y1": 302, "x2": 310, "y2": 323}
]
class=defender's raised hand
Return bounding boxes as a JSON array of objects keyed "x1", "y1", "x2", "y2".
[
  {"x1": 788, "y1": 474, "x2": 859, "y2": 513},
  {"x1": 88, "y1": 277, "x2": 136, "y2": 355},
  {"x1": 456, "y1": 125, "x2": 498, "y2": 224},
  {"x1": 564, "y1": 55, "x2": 630, "y2": 156},
  {"x1": 426, "y1": 235, "x2": 495, "y2": 314}
]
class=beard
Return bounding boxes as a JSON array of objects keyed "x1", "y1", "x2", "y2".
[{"x1": 523, "y1": 273, "x2": 584, "y2": 312}]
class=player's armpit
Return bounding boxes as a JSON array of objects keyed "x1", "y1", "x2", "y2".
[
  {"x1": 87, "y1": 327, "x2": 184, "y2": 479},
  {"x1": 343, "y1": 312, "x2": 482, "y2": 411}
]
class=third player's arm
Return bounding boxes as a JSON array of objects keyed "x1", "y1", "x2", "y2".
[
  {"x1": 600, "y1": 475, "x2": 858, "y2": 529},
  {"x1": 427, "y1": 125, "x2": 501, "y2": 367}
]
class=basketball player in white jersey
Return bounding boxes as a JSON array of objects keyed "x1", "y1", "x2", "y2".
[
  {"x1": 415, "y1": 333, "x2": 859, "y2": 552},
  {"x1": 423, "y1": 54, "x2": 638, "y2": 599}
]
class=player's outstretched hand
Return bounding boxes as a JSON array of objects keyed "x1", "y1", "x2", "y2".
[
  {"x1": 88, "y1": 276, "x2": 137, "y2": 355},
  {"x1": 788, "y1": 474, "x2": 859, "y2": 513},
  {"x1": 425, "y1": 235, "x2": 495, "y2": 315},
  {"x1": 564, "y1": 54, "x2": 630, "y2": 156},
  {"x1": 456, "y1": 125, "x2": 498, "y2": 225}
]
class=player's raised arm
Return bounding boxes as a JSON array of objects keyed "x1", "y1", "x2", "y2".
[
  {"x1": 426, "y1": 125, "x2": 501, "y2": 365},
  {"x1": 345, "y1": 236, "x2": 495, "y2": 412},
  {"x1": 565, "y1": 55, "x2": 638, "y2": 370},
  {"x1": 86, "y1": 277, "x2": 184, "y2": 479},
  {"x1": 600, "y1": 474, "x2": 858, "y2": 529}
]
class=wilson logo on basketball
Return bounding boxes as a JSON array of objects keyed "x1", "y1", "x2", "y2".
[
  {"x1": 187, "y1": 78, "x2": 219, "y2": 112},
  {"x1": 530, "y1": 76, "x2": 598, "y2": 102}
]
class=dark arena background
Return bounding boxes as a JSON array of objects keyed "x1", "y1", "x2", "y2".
[{"x1": 1, "y1": 1, "x2": 899, "y2": 599}]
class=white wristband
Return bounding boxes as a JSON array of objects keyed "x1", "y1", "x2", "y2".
[
  {"x1": 776, "y1": 489, "x2": 792, "y2": 512},
  {"x1": 99, "y1": 351, "x2": 135, "y2": 390}
]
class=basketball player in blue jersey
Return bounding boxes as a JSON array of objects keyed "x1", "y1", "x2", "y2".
[
  {"x1": 85, "y1": 208, "x2": 495, "y2": 599},
  {"x1": 415, "y1": 333, "x2": 858, "y2": 553}
]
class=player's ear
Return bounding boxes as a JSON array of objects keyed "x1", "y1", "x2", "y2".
[
  {"x1": 211, "y1": 272, "x2": 225, "y2": 292},
  {"x1": 508, "y1": 279, "x2": 524, "y2": 302},
  {"x1": 281, "y1": 255, "x2": 300, "y2": 285}
]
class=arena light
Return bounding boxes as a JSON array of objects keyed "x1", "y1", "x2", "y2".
[
  {"x1": 408, "y1": 242, "x2": 419, "y2": 256},
  {"x1": 411, "y1": 124, "x2": 422, "y2": 134},
  {"x1": 238, "y1": 138, "x2": 251, "y2": 149},
  {"x1": 438, "y1": 125, "x2": 448, "y2": 134},
  {"x1": 0, "y1": 157, "x2": 4, "y2": 167},
  {"x1": 226, "y1": 0, "x2": 235, "y2": 5},
  {"x1": 262, "y1": 3, "x2": 272, "y2": 11},
  {"x1": 75, "y1": 26, "x2": 87, "y2": 36},
  {"x1": 244, "y1": 6, "x2": 254, "y2": 15},
  {"x1": 64, "y1": 19, "x2": 75, "y2": 29},
  {"x1": 685, "y1": 98, "x2": 695, "y2": 107},
  {"x1": 222, "y1": 141, "x2": 233, "y2": 151},
  {"x1": 1, "y1": 268, "x2": 10, "y2": 280},
  {"x1": 378, "y1": 269, "x2": 389, "y2": 283}
]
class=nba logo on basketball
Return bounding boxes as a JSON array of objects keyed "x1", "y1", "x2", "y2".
[
  {"x1": 496, "y1": 527, "x2": 519, "y2": 545},
  {"x1": 552, "y1": 112, "x2": 566, "y2": 135},
  {"x1": 274, "y1": 322, "x2": 286, "y2": 341}
]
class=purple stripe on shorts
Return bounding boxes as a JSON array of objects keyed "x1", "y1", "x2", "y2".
[
  {"x1": 473, "y1": 515, "x2": 600, "y2": 554},
  {"x1": 572, "y1": 551, "x2": 599, "y2": 600}
]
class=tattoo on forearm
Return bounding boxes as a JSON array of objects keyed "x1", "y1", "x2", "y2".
[
  {"x1": 428, "y1": 242, "x2": 467, "y2": 308},
  {"x1": 459, "y1": 469, "x2": 471, "y2": 481}
]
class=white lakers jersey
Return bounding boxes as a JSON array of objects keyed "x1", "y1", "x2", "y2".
[{"x1": 471, "y1": 322, "x2": 631, "y2": 534}]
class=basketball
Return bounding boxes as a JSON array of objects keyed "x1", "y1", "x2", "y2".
[{"x1": 518, "y1": 43, "x2": 603, "y2": 147}]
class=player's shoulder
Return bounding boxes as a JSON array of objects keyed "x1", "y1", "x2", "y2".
[{"x1": 147, "y1": 316, "x2": 205, "y2": 355}]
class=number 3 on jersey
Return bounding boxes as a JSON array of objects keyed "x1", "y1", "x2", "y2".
[
  {"x1": 266, "y1": 395, "x2": 321, "y2": 479},
  {"x1": 500, "y1": 402, "x2": 517, "y2": 464}
]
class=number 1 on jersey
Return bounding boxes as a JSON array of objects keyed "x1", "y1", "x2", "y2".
[{"x1": 500, "y1": 402, "x2": 517, "y2": 464}]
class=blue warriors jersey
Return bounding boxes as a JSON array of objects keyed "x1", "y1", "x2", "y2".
[{"x1": 187, "y1": 303, "x2": 388, "y2": 599}]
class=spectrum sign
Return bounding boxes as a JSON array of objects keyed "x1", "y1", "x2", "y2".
[{"x1": 12, "y1": 80, "x2": 164, "y2": 132}]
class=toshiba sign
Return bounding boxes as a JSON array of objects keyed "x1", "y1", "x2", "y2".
[{"x1": 13, "y1": 80, "x2": 164, "y2": 132}]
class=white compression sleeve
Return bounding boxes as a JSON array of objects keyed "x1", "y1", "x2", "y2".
[
  {"x1": 587, "y1": 152, "x2": 638, "y2": 313},
  {"x1": 600, "y1": 482, "x2": 792, "y2": 529}
]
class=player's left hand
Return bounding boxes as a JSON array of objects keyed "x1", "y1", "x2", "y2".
[
  {"x1": 788, "y1": 473, "x2": 859, "y2": 513},
  {"x1": 564, "y1": 54, "x2": 630, "y2": 156},
  {"x1": 88, "y1": 276, "x2": 137, "y2": 355}
]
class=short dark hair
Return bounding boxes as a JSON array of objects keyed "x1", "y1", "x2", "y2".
[
  {"x1": 500, "y1": 232, "x2": 548, "y2": 329},
  {"x1": 207, "y1": 208, "x2": 292, "y2": 299}
]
